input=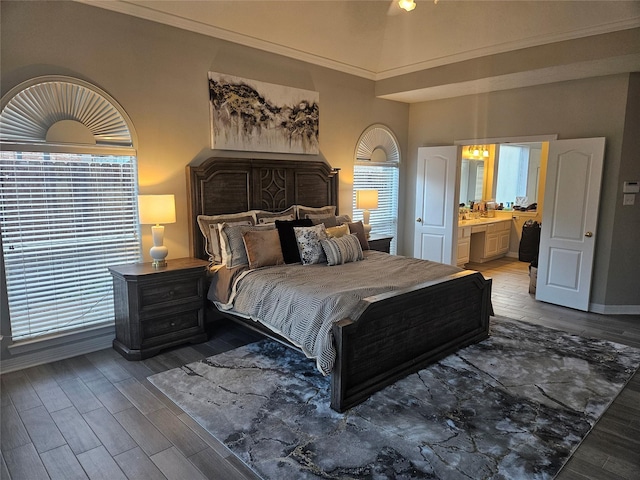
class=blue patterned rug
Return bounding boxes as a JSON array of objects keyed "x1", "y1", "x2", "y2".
[{"x1": 148, "y1": 317, "x2": 640, "y2": 479}]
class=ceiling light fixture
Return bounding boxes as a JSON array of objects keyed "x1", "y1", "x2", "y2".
[{"x1": 398, "y1": 0, "x2": 416, "y2": 12}]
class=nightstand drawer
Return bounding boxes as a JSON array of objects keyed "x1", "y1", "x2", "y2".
[
  {"x1": 139, "y1": 278, "x2": 202, "y2": 310},
  {"x1": 141, "y1": 310, "x2": 201, "y2": 343}
]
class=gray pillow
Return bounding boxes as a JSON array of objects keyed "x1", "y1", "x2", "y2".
[{"x1": 218, "y1": 223, "x2": 275, "y2": 268}]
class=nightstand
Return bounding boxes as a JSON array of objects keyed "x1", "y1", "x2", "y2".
[
  {"x1": 108, "y1": 257, "x2": 209, "y2": 360},
  {"x1": 367, "y1": 234, "x2": 393, "y2": 253}
]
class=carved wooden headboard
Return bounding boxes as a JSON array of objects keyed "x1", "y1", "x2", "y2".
[{"x1": 187, "y1": 157, "x2": 340, "y2": 259}]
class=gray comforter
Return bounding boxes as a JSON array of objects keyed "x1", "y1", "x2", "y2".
[{"x1": 210, "y1": 251, "x2": 463, "y2": 375}]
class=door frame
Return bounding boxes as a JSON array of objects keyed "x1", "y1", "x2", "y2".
[{"x1": 425, "y1": 134, "x2": 605, "y2": 311}]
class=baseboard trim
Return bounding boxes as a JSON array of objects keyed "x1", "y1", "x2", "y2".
[
  {"x1": 0, "y1": 328, "x2": 115, "y2": 374},
  {"x1": 589, "y1": 303, "x2": 640, "y2": 315}
]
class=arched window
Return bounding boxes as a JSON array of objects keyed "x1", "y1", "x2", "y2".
[
  {"x1": 0, "y1": 76, "x2": 141, "y2": 343},
  {"x1": 353, "y1": 124, "x2": 400, "y2": 253}
]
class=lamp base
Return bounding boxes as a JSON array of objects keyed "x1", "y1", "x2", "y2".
[
  {"x1": 150, "y1": 226, "x2": 168, "y2": 268},
  {"x1": 363, "y1": 209, "x2": 372, "y2": 238}
]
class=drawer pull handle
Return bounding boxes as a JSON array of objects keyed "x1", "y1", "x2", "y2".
[{"x1": 170, "y1": 322, "x2": 176, "y2": 327}]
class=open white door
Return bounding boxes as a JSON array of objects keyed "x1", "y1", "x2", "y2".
[
  {"x1": 414, "y1": 146, "x2": 459, "y2": 265},
  {"x1": 536, "y1": 138, "x2": 605, "y2": 311}
]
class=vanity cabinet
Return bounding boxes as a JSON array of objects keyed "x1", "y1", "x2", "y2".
[
  {"x1": 467, "y1": 219, "x2": 511, "y2": 263},
  {"x1": 457, "y1": 226, "x2": 471, "y2": 267}
]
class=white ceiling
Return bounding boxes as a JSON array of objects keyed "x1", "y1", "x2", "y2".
[{"x1": 79, "y1": 0, "x2": 640, "y2": 101}]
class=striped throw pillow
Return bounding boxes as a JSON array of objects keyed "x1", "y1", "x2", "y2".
[{"x1": 320, "y1": 234, "x2": 363, "y2": 266}]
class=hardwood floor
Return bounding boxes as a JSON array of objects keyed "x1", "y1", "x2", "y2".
[{"x1": 1, "y1": 257, "x2": 639, "y2": 479}]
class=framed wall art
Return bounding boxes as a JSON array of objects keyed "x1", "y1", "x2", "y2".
[{"x1": 208, "y1": 72, "x2": 319, "y2": 155}]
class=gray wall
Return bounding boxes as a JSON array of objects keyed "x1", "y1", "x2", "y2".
[
  {"x1": 404, "y1": 74, "x2": 639, "y2": 307},
  {"x1": 1, "y1": 0, "x2": 637, "y2": 340},
  {"x1": 0, "y1": 0, "x2": 409, "y2": 261},
  {"x1": 0, "y1": 0, "x2": 408, "y2": 364}
]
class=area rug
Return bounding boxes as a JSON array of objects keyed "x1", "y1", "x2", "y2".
[{"x1": 148, "y1": 317, "x2": 640, "y2": 479}]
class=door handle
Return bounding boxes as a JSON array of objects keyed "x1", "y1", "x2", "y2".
[
  {"x1": 416, "y1": 218, "x2": 422, "y2": 223},
  {"x1": 585, "y1": 231, "x2": 593, "y2": 237}
]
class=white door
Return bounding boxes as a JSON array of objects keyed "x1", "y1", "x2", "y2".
[
  {"x1": 536, "y1": 138, "x2": 605, "y2": 311},
  {"x1": 414, "y1": 146, "x2": 459, "y2": 265}
]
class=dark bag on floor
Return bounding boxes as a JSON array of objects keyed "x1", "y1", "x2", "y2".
[{"x1": 519, "y1": 220, "x2": 541, "y2": 262}]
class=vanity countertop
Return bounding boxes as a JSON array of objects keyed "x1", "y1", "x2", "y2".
[{"x1": 458, "y1": 217, "x2": 511, "y2": 227}]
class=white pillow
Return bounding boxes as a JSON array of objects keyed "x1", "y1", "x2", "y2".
[
  {"x1": 293, "y1": 224, "x2": 328, "y2": 265},
  {"x1": 296, "y1": 205, "x2": 336, "y2": 220},
  {"x1": 253, "y1": 206, "x2": 296, "y2": 224}
]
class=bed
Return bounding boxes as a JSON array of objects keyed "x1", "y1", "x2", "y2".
[{"x1": 187, "y1": 157, "x2": 492, "y2": 412}]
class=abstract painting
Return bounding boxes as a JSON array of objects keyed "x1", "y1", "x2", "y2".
[{"x1": 208, "y1": 72, "x2": 319, "y2": 154}]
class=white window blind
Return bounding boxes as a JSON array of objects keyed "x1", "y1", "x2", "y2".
[
  {"x1": 353, "y1": 163, "x2": 399, "y2": 254},
  {"x1": 0, "y1": 151, "x2": 141, "y2": 341}
]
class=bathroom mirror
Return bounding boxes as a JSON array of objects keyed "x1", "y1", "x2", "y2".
[
  {"x1": 494, "y1": 143, "x2": 542, "y2": 207},
  {"x1": 459, "y1": 158, "x2": 485, "y2": 205}
]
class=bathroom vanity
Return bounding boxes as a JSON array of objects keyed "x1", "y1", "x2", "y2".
[{"x1": 457, "y1": 218, "x2": 511, "y2": 266}]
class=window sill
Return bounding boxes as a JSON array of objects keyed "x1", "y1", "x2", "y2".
[{"x1": 1, "y1": 324, "x2": 115, "y2": 373}]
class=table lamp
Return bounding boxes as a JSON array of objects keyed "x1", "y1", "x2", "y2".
[
  {"x1": 138, "y1": 194, "x2": 176, "y2": 268},
  {"x1": 356, "y1": 189, "x2": 378, "y2": 238}
]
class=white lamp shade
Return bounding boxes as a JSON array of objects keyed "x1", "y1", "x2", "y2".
[
  {"x1": 138, "y1": 195, "x2": 176, "y2": 225},
  {"x1": 356, "y1": 190, "x2": 379, "y2": 210}
]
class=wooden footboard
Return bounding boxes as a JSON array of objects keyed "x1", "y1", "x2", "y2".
[{"x1": 331, "y1": 270, "x2": 492, "y2": 412}]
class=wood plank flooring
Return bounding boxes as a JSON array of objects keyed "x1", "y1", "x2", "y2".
[{"x1": 1, "y1": 257, "x2": 639, "y2": 480}]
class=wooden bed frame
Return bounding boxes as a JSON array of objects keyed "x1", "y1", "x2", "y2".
[{"x1": 187, "y1": 157, "x2": 492, "y2": 412}]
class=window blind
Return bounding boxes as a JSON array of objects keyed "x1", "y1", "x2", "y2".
[
  {"x1": 0, "y1": 151, "x2": 141, "y2": 341},
  {"x1": 353, "y1": 163, "x2": 399, "y2": 254}
]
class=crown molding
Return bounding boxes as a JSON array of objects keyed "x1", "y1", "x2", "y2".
[
  {"x1": 74, "y1": 1, "x2": 639, "y2": 84},
  {"x1": 74, "y1": 0, "x2": 378, "y2": 80}
]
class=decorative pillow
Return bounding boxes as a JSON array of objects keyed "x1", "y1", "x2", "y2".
[
  {"x1": 335, "y1": 214, "x2": 352, "y2": 225},
  {"x1": 218, "y1": 223, "x2": 275, "y2": 268},
  {"x1": 197, "y1": 213, "x2": 254, "y2": 263},
  {"x1": 296, "y1": 205, "x2": 336, "y2": 220},
  {"x1": 242, "y1": 229, "x2": 284, "y2": 269},
  {"x1": 347, "y1": 221, "x2": 370, "y2": 250},
  {"x1": 254, "y1": 206, "x2": 296, "y2": 225},
  {"x1": 306, "y1": 214, "x2": 338, "y2": 228},
  {"x1": 275, "y1": 219, "x2": 314, "y2": 264},
  {"x1": 326, "y1": 224, "x2": 350, "y2": 238},
  {"x1": 294, "y1": 224, "x2": 328, "y2": 265},
  {"x1": 321, "y1": 234, "x2": 364, "y2": 266}
]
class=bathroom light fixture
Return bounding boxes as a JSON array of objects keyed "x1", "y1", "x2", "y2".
[
  {"x1": 398, "y1": 0, "x2": 416, "y2": 12},
  {"x1": 138, "y1": 194, "x2": 176, "y2": 268}
]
